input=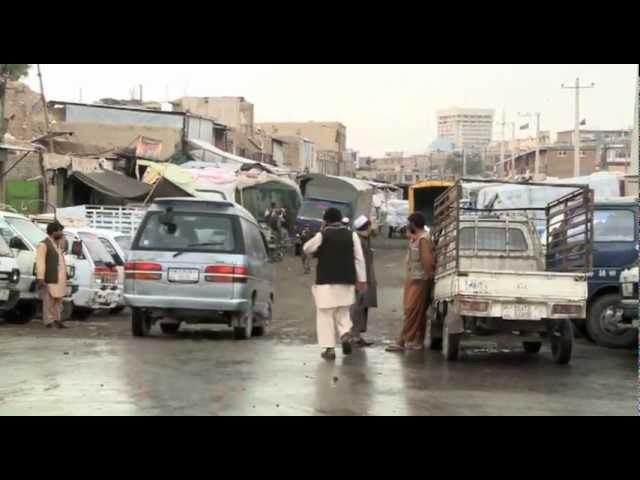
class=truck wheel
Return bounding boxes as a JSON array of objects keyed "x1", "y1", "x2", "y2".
[
  {"x1": 587, "y1": 294, "x2": 637, "y2": 349},
  {"x1": 132, "y1": 308, "x2": 151, "y2": 337},
  {"x1": 523, "y1": 341, "x2": 542, "y2": 354},
  {"x1": 233, "y1": 310, "x2": 253, "y2": 340},
  {"x1": 4, "y1": 302, "x2": 37, "y2": 324},
  {"x1": 72, "y1": 306, "x2": 93, "y2": 321},
  {"x1": 426, "y1": 310, "x2": 442, "y2": 351},
  {"x1": 442, "y1": 319, "x2": 461, "y2": 361},
  {"x1": 551, "y1": 319, "x2": 573, "y2": 365},
  {"x1": 160, "y1": 323, "x2": 180, "y2": 335}
]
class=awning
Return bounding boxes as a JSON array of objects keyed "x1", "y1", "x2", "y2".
[{"x1": 71, "y1": 170, "x2": 151, "y2": 200}]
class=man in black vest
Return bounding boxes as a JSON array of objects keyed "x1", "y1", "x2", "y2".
[
  {"x1": 303, "y1": 208, "x2": 367, "y2": 360},
  {"x1": 36, "y1": 221, "x2": 68, "y2": 329}
]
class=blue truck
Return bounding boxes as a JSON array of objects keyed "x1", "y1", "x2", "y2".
[{"x1": 582, "y1": 197, "x2": 639, "y2": 348}]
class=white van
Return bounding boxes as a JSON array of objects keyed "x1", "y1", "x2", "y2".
[
  {"x1": 64, "y1": 228, "x2": 123, "y2": 319},
  {"x1": 0, "y1": 234, "x2": 22, "y2": 314},
  {"x1": 0, "y1": 210, "x2": 77, "y2": 324}
]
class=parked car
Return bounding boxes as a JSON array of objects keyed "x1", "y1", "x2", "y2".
[
  {"x1": 0, "y1": 209, "x2": 77, "y2": 324},
  {"x1": 619, "y1": 265, "x2": 639, "y2": 333},
  {"x1": 430, "y1": 180, "x2": 592, "y2": 365},
  {"x1": 125, "y1": 198, "x2": 275, "y2": 339},
  {"x1": 0, "y1": 234, "x2": 22, "y2": 314},
  {"x1": 64, "y1": 228, "x2": 122, "y2": 320},
  {"x1": 94, "y1": 229, "x2": 130, "y2": 314}
]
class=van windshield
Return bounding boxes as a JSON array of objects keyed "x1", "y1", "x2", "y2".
[
  {"x1": 5, "y1": 217, "x2": 47, "y2": 247},
  {"x1": 134, "y1": 212, "x2": 240, "y2": 253}
]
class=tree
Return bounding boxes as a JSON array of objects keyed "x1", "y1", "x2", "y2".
[{"x1": 4, "y1": 64, "x2": 31, "y2": 81}]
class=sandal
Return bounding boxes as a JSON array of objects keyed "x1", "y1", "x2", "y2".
[{"x1": 385, "y1": 343, "x2": 405, "y2": 352}]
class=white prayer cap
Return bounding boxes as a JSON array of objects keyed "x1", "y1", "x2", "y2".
[
  {"x1": 354, "y1": 215, "x2": 370, "y2": 231},
  {"x1": 342, "y1": 217, "x2": 350, "y2": 225}
]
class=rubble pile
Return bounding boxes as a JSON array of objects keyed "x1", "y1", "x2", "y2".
[{"x1": 3, "y1": 81, "x2": 47, "y2": 140}]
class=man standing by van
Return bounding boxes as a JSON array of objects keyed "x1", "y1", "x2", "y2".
[
  {"x1": 303, "y1": 208, "x2": 367, "y2": 360},
  {"x1": 36, "y1": 222, "x2": 68, "y2": 329}
]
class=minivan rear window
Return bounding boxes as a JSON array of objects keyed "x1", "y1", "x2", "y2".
[{"x1": 134, "y1": 212, "x2": 241, "y2": 253}]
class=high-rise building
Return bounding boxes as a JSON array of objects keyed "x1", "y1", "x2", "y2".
[{"x1": 436, "y1": 107, "x2": 495, "y2": 152}]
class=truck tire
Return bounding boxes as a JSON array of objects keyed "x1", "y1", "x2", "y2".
[
  {"x1": 442, "y1": 319, "x2": 461, "y2": 361},
  {"x1": 587, "y1": 294, "x2": 637, "y2": 349},
  {"x1": 132, "y1": 308, "x2": 151, "y2": 337},
  {"x1": 160, "y1": 323, "x2": 180, "y2": 335},
  {"x1": 551, "y1": 319, "x2": 573, "y2": 365},
  {"x1": 233, "y1": 310, "x2": 253, "y2": 340},
  {"x1": 4, "y1": 302, "x2": 37, "y2": 324},
  {"x1": 72, "y1": 306, "x2": 93, "y2": 321},
  {"x1": 523, "y1": 341, "x2": 542, "y2": 354},
  {"x1": 426, "y1": 309, "x2": 442, "y2": 351}
]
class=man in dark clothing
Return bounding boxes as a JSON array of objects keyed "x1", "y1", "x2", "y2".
[{"x1": 303, "y1": 208, "x2": 368, "y2": 360}]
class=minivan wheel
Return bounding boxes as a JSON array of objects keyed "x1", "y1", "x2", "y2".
[
  {"x1": 132, "y1": 308, "x2": 151, "y2": 337},
  {"x1": 233, "y1": 310, "x2": 253, "y2": 340},
  {"x1": 252, "y1": 303, "x2": 272, "y2": 337}
]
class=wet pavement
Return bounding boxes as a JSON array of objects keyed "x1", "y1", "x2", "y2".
[{"x1": 0, "y1": 238, "x2": 637, "y2": 416}]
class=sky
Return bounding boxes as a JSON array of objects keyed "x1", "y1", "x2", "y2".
[{"x1": 24, "y1": 64, "x2": 637, "y2": 157}]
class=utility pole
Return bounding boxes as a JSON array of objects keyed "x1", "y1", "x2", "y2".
[
  {"x1": 562, "y1": 77, "x2": 595, "y2": 177},
  {"x1": 462, "y1": 149, "x2": 467, "y2": 177},
  {"x1": 0, "y1": 64, "x2": 8, "y2": 205}
]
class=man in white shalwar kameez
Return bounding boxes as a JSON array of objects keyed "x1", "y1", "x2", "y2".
[{"x1": 303, "y1": 208, "x2": 367, "y2": 360}]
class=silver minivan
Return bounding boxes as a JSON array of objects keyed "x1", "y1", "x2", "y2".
[{"x1": 124, "y1": 198, "x2": 274, "y2": 339}]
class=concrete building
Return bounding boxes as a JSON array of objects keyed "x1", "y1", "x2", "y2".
[
  {"x1": 488, "y1": 132, "x2": 551, "y2": 176},
  {"x1": 257, "y1": 121, "x2": 348, "y2": 175},
  {"x1": 48, "y1": 101, "x2": 230, "y2": 161},
  {"x1": 275, "y1": 135, "x2": 317, "y2": 172},
  {"x1": 437, "y1": 107, "x2": 495, "y2": 152},
  {"x1": 556, "y1": 129, "x2": 632, "y2": 145},
  {"x1": 508, "y1": 144, "x2": 599, "y2": 178},
  {"x1": 356, "y1": 152, "x2": 433, "y2": 184},
  {"x1": 172, "y1": 97, "x2": 254, "y2": 136}
]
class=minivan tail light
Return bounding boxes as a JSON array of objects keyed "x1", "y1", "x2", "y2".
[
  {"x1": 205, "y1": 265, "x2": 248, "y2": 283},
  {"x1": 125, "y1": 262, "x2": 163, "y2": 281}
]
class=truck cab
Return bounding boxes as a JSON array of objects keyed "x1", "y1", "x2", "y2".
[{"x1": 584, "y1": 197, "x2": 639, "y2": 348}]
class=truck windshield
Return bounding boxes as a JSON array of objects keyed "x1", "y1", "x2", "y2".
[
  {"x1": 134, "y1": 212, "x2": 240, "y2": 253},
  {"x1": 460, "y1": 227, "x2": 528, "y2": 252},
  {"x1": 5, "y1": 217, "x2": 47, "y2": 247},
  {"x1": 300, "y1": 200, "x2": 352, "y2": 221},
  {"x1": 594, "y1": 210, "x2": 635, "y2": 242}
]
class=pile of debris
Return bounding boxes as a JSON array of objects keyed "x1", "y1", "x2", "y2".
[{"x1": 3, "y1": 81, "x2": 47, "y2": 141}]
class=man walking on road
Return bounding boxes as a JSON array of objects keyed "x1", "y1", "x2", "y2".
[
  {"x1": 36, "y1": 222, "x2": 69, "y2": 329},
  {"x1": 350, "y1": 215, "x2": 378, "y2": 347},
  {"x1": 386, "y1": 212, "x2": 434, "y2": 352},
  {"x1": 303, "y1": 208, "x2": 368, "y2": 360}
]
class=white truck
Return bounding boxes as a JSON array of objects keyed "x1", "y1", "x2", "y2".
[
  {"x1": 620, "y1": 265, "x2": 639, "y2": 330},
  {"x1": 429, "y1": 180, "x2": 594, "y2": 365}
]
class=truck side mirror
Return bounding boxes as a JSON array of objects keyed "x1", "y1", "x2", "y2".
[
  {"x1": 71, "y1": 240, "x2": 84, "y2": 257},
  {"x1": 9, "y1": 236, "x2": 28, "y2": 251}
]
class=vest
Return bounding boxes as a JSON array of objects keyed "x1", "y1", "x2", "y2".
[
  {"x1": 407, "y1": 232, "x2": 430, "y2": 281},
  {"x1": 316, "y1": 226, "x2": 356, "y2": 286},
  {"x1": 42, "y1": 238, "x2": 60, "y2": 284}
]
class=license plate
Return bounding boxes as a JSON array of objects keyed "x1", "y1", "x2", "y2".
[
  {"x1": 168, "y1": 269, "x2": 200, "y2": 283},
  {"x1": 502, "y1": 304, "x2": 532, "y2": 320},
  {"x1": 0, "y1": 290, "x2": 9, "y2": 301}
]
